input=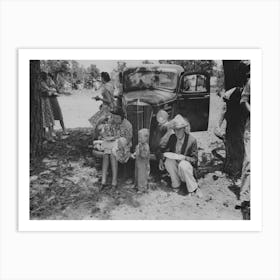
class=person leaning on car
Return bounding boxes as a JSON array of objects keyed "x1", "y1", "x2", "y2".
[{"x1": 159, "y1": 115, "x2": 202, "y2": 197}]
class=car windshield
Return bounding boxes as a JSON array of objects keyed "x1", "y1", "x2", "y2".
[{"x1": 123, "y1": 67, "x2": 178, "y2": 91}]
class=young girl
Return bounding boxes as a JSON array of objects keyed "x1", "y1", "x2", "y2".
[
  {"x1": 112, "y1": 137, "x2": 131, "y2": 164},
  {"x1": 134, "y1": 129, "x2": 150, "y2": 193}
]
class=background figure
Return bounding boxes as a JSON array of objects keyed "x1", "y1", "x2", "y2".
[
  {"x1": 134, "y1": 129, "x2": 150, "y2": 193},
  {"x1": 89, "y1": 72, "x2": 115, "y2": 139},
  {"x1": 40, "y1": 71, "x2": 55, "y2": 142},
  {"x1": 239, "y1": 78, "x2": 250, "y2": 206},
  {"x1": 153, "y1": 110, "x2": 174, "y2": 161},
  {"x1": 47, "y1": 73, "x2": 68, "y2": 135}
]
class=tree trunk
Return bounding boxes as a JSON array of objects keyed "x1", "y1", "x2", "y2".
[
  {"x1": 222, "y1": 60, "x2": 246, "y2": 178},
  {"x1": 30, "y1": 60, "x2": 43, "y2": 158}
]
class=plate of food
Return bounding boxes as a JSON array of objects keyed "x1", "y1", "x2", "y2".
[
  {"x1": 93, "y1": 140, "x2": 103, "y2": 145},
  {"x1": 103, "y1": 136, "x2": 116, "y2": 141},
  {"x1": 163, "y1": 152, "x2": 186, "y2": 161}
]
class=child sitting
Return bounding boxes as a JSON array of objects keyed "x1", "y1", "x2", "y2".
[
  {"x1": 112, "y1": 137, "x2": 131, "y2": 164},
  {"x1": 134, "y1": 128, "x2": 150, "y2": 193}
]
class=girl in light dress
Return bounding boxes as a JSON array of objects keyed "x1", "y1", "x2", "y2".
[{"x1": 133, "y1": 129, "x2": 150, "y2": 193}]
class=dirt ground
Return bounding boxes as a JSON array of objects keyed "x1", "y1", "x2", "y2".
[{"x1": 30, "y1": 89, "x2": 243, "y2": 220}]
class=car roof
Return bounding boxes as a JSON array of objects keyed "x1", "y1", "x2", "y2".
[{"x1": 124, "y1": 63, "x2": 184, "y2": 73}]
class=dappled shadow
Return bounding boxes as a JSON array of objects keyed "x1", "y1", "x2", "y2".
[{"x1": 30, "y1": 128, "x2": 93, "y2": 175}]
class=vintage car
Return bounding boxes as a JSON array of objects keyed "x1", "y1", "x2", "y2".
[{"x1": 93, "y1": 63, "x2": 210, "y2": 159}]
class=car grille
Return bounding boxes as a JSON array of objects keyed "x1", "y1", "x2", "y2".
[{"x1": 126, "y1": 102, "x2": 153, "y2": 148}]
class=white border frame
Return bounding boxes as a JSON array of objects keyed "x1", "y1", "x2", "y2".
[{"x1": 18, "y1": 48, "x2": 262, "y2": 232}]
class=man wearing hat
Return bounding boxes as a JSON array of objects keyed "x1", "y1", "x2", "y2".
[{"x1": 159, "y1": 114, "x2": 202, "y2": 197}]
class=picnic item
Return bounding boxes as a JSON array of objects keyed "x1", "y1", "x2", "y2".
[
  {"x1": 163, "y1": 152, "x2": 185, "y2": 161},
  {"x1": 103, "y1": 136, "x2": 116, "y2": 141}
]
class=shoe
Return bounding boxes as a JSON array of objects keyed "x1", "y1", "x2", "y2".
[
  {"x1": 193, "y1": 187, "x2": 203, "y2": 198},
  {"x1": 240, "y1": 200, "x2": 250, "y2": 209},
  {"x1": 100, "y1": 183, "x2": 108, "y2": 192},
  {"x1": 111, "y1": 184, "x2": 118, "y2": 192},
  {"x1": 178, "y1": 187, "x2": 188, "y2": 196}
]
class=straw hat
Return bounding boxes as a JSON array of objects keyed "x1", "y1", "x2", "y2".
[{"x1": 172, "y1": 114, "x2": 189, "y2": 129}]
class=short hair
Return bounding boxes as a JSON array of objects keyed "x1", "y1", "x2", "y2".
[
  {"x1": 138, "y1": 128, "x2": 149, "y2": 137},
  {"x1": 101, "y1": 72, "x2": 111, "y2": 83}
]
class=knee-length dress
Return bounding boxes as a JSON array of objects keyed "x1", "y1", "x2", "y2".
[
  {"x1": 47, "y1": 77, "x2": 64, "y2": 121},
  {"x1": 40, "y1": 81, "x2": 54, "y2": 128},
  {"x1": 49, "y1": 96, "x2": 63, "y2": 121}
]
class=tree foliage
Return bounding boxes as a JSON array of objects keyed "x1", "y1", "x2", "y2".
[
  {"x1": 40, "y1": 60, "x2": 71, "y2": 77},
  {"x1": 83, "y1": 64, "x2": 100, "y2": 88},
  {"x1": 86, "y1": 64, "x2": 100, "y2": 79},
  {"x1": 159, "y1": 60, "x2": 216, "y2": 75},
  {"x1": 71, "y1": 60, "x2": 86, "y2": 82}
]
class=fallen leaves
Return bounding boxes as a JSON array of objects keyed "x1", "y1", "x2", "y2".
[{"x1": 30, "y1": 129, "x2": 101, "y2": 219}]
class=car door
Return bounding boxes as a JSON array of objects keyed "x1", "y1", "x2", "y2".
[{"x1": 176, "y1": 72, "x2": 210, "y2": 131}]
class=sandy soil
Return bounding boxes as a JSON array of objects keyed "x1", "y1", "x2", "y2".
[{"x1": 31, "y1": 89, "x2": 242, "y2": 220}]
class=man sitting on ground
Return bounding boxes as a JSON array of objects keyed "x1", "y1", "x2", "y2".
[{"x1": 159, "y1": 115, "x2": 202, "y2": 197}]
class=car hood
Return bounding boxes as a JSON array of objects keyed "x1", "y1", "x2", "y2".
[{"x1": 124, "y1": 89, "x2": 176, "y2": 106}]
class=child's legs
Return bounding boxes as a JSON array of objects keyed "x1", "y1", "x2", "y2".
[
  {"x1": 48, "y1": 124, "x2": 55, "y2": 138},
  {"x1": 102, "y1": 154, "x2": 110, "y2": 185},
  {"x1": 44, "y1": 126, "x2": 52, "y2": 140},
  {"x1": 59, "y1": 119, "x2": 66, "y2": 131},
  {"x1": 110, "y1": 153, "x2": 118, "y2": 186},
  {"x1": 137, "y1": 163, "x2": 149, "y2": 190}
]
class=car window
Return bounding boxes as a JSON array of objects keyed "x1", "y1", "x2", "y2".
[
  {"x1": 181, "y1": 74, "x2": 207, "y2": 93},
  {"x1": 123, "y1": 69, "x2": 177, "y2": 91}
]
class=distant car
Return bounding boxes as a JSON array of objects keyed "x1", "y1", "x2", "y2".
[{"x1": 93, "y1": 64, "x2": 211, "y2": 159}]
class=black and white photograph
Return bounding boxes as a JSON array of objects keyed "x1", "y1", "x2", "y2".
[
  {"x1": 28, "y1": 58, "x2": 251, "y2": 221},
  {"x1": 2, "y1": 0, "x2": 280, "y2": 279}
]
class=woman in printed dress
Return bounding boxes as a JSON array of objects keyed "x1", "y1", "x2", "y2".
[
  {"x1": 40, "y1": 71, "x2": 56, "y2": 143},
  {"x1": 100, "y1": 107, "x2": 133, "y2": 190},
  {"x1": 88, "y1": 72, "x2": 115, "y2": 139},
  {"x1": 47, "y1": 73, "x2": 68, "y2": 135}
]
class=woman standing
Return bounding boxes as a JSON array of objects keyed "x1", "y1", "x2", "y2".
[
  {"x1": 89, "y1": 72, "x2": 115, "y2": 139},
  {"x1": 40, "y1": 72, "x2": 55, "y2": 142},
  {"x1": 47, "y1": 73, "x2": 68, "y2": 135}
]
